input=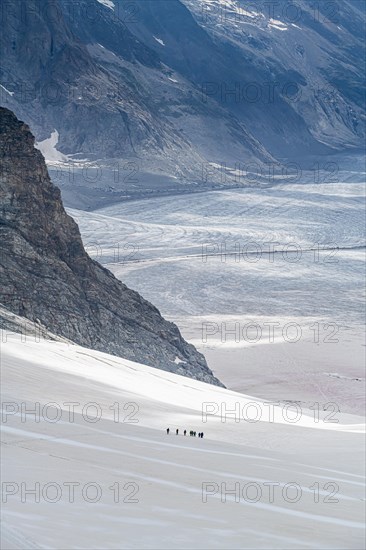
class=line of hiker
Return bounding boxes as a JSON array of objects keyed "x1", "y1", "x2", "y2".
[{"x1": 166, "y1": 428, "x2": 204, "y2": 438}]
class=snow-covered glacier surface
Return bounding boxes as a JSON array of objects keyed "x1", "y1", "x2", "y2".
[
  {"x1": 1, "y1": 334, "x2": 365, "y2": 549},
  {"x1": 70, "y1": 181, "x2": 365, "y2": 414}
]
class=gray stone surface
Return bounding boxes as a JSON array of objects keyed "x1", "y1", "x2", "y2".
[
  {"x1": 1, "y1": 0, "x2": 364, "y2": 180},
  {"x1": 0, "y1": 107, "x2": 224, "y2": 386}
]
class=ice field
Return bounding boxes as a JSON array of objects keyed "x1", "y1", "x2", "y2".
[{"x1": 70, "y1": 181, "x2": 366, "y2": 415}]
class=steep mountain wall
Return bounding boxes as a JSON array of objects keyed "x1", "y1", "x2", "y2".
[{"x1": 0, "y1": 107, "x2": 223, "y2": 386}]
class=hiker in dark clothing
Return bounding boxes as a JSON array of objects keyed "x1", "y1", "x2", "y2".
[
  {"x1": 176, "y1": 428, "x2": 179, "y2": 435},
  {"x1": 189, "y1": 430, "x2": 192, "y2": 436},
  {"x1": 193, "y1": 431, "x2": 196, "y2": 437},
  {"x1": 184, "y1": 430, "x2": 187, "y2": 436},
  {"x1": 166, "y1": 428, "x2": 170, "y2": 435},
  {"x1": 201, "y1": 432, "x2": 204, "y2": 438}
]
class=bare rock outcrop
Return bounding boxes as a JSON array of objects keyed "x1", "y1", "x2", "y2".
[{"x1": 0, "y1": 107, "x2": 223, "y2": 386}]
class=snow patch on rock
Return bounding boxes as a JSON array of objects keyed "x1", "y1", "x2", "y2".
[
  {"x1": 0, "y1": 83, "x2": 14, "y2": 96},
  {"x1": 269, "y1": 18, "x2": 288, "y2": 31},
  {"x1": 96, "y1": 0, "x2": 115, "y2": 10},
  {"x1": 35, "y1": 130, "x2": 67, "y2": 163},
  {"x1": 154, "y1": 36, "x2": 165, "y2": 46}
]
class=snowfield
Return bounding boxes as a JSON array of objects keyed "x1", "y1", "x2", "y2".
[{"x1": 1, "y1": 333, "x2": 365, "y2": 549}]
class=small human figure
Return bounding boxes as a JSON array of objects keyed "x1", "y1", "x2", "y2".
[
  {"x1": 184, "y1": 430, "x2": 187, "y2": 436},
  {"x1": 189, "y1": 430, "x2": 193, "y2": 436},
  {"x1": 193, "y1": 431, "x2": 196, "y2": 437},
  {"x1": 176, "y1": 428, "x2": 179, "y2": 435},
  {"x1": 166, "y1": 428, "x2": 170, "y2": 435},
  {"x1": 201, "y1": 432, "x2": 204, "y2": 438}
]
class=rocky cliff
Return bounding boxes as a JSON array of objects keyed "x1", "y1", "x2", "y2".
[{"x1": 0, "y1": 107, "x2": 223, "y2": 386}]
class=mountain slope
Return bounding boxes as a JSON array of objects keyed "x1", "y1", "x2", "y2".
[
  {"x1": 178, "y1": 0, "x2": 366, "y2": 156},
  {"x1": 0, "y1": 0, "x2": 273, "y2": 180},
  {"x1": 0, "y1": 107, "x2": 223, "y2": 385},
  {"x1": 1, "y1": 332, "x2": 365, "y2": 549},
  {"x1": 2, "y1": 0, "x2": 364, "y2": 184}
]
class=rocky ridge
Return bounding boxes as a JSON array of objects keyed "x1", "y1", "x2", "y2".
[{"x1": 0, "y1": 107, "x2": 223, "y2": 386}]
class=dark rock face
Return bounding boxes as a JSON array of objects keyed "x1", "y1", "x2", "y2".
[
  {"x1": 0, "y1": 0, "x2": 364, "y2": 175},
  {"x1": 0, "y1": 107, "x2": 224, "y2": 386}
]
